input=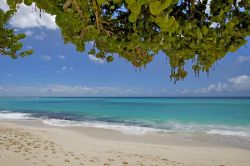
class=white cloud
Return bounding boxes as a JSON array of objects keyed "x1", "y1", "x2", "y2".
[
  {"x1": 40, "y1": 85, "x2": 91, "y2": 94},
  {"x1": 0, "y1": 0, "x2": 9, "y2": 12},
  {"x1": 7, "y1": 74, "x2": 13, "y2": 77},
  {"x1": 27, "y1": 45, "x2": 33, "y2": 49},
  {"x1": 58, "y1": 55, "x2": 65, "y2": 60},
  {"x1": 56, "y1": 66, "x2": 74, "y2": 74},
  {"x1": 210, "y1": 22, "x2": 220, "y2": 28},
  {"x1": 197, "y1": 75, "x2": 250, "y2": 94},
  {"x1": 228, "y1": 75, "x2": 250, "y2": 91},
  {"x1": 56, "y1": 66, "x2": 67, "y2": 74},
  {"x1": 0, "y1": 79, "x2": 249, "y2": 97},
  {"x1": 0, "y1": 85, "x2": 151, "y2": 97},
  {"x1": 89, "y1": 41, "x2": 95, "y2": 45},
  {"x1": 198, "y1": 83, "x2": 228, "y2": 93},
  {"x1": 24, "y1": 30, "x2": 47, "y2": 40},
  {"x1": 161, "y1": 88, "x2": 194, "y2": 95},
  {"x1": 125, "y1": 88, "x2": 145, "y2": 95},
  {"x1": 237, "y1": 56, "x2": 250, "y2": 63},
  {"x1": 41, "y1": 55, "x2": 51, "y2": 61},
  {"x1": 10, "y1": 3, "x2": 57, "y2": 30},
  {"x1": 34, "y1": 32, "x2": 47, "y2": 40},
  {"x1": 24, "y1": 30, "x2": 34, "y2": 37},
  {"x1": 177, "y1": 88, "x2": 191, "y2": 94},
  {"x1": 205, "y1": 0, "x2": 212, "y2": 15},
  {"x1": 161, "y1": 75, "x2": 250, "y2": 95},
  {"x1": 88, "y1": 54, "x2": 105, "y2": 64}
]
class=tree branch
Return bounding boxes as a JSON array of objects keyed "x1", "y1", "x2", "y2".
[{"x1": 93, "y1": 0, "x2": 102, "y2": 34}]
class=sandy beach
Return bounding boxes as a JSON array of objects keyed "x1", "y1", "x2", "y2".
[
  {"x1": 1, "y1": 0, "x2": 250, "y2": 165},
  {"x1": 0, "y1": 120, "x2": 249, "y2": 166}
]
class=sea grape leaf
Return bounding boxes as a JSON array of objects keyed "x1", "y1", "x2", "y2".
[
  {"x1": 150, "y1": 0, "x2": 172, "y2": 15},
  {"x1": 1, "y1": 0, "x2": 249, "y2": 82}
]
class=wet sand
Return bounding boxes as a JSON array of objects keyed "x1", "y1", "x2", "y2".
[{"x1": 0, "y1": 120, "x2": 250, "y2": 166}]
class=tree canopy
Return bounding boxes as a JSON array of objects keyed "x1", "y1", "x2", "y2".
[
  {"x1": 0, "y1": 8, "x2": 33, "y2": 58},
  {"x1": 1, "y1": 0, "x2": 250, "y2": 81}
]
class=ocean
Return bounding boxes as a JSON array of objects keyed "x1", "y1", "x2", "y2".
[{"x1": 0, "y1": 97, "x2": 250, "y2": 139}]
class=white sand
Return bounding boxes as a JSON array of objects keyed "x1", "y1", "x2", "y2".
[{"x1": 0, "y1": 120, "x2": 250, "y2": 166}]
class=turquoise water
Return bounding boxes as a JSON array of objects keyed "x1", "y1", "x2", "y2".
[{"x1": 0, "y1": 97, "x2": 250, "y2": 137}]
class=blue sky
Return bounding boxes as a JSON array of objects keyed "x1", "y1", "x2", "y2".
[{"x1": 0, "y1": 1, "x2": 250, "y2": 97}]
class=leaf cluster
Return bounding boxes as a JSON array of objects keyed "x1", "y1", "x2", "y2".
[
  {"x1": 0, "y1": 9, "x2": 33, "y2": 58},
  {"x1": 5, "y1": 0, "x2": 250, "y2": 81}
]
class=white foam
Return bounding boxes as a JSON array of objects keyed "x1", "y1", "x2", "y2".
[
  {"x1": 207, "y1": 129, "x2": 249, "y2": 137},
  {"x1": 1, "y1": 111, "x2": 250, "y2": 139},
  {"x1": 42, "y1": 118, "x2": 250, "y2": 137},
  {"x1": 42, "y1": 119, "x2": 163, "y2": 135},
  {"x1": 0, "y1": 111, "x2": 33, "y2": 120}
]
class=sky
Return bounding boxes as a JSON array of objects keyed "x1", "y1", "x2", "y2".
[{"x1": 0, "y1": 1, "x2": 250, "y2": 97}]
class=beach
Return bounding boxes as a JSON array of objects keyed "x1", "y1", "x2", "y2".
[
  {"x1": 1, "y1": 0, "x2": 250, "y2": 165},
  {"x1": 1, "y1": 120, "x2": 250, "y2": 166}
]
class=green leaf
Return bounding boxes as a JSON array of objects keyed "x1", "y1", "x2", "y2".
[
  {"x1": 106, "y1": 55, "x2": 114, "y2": 62},
  {"x1": 150, "y1": 0, "x2": 172, "y2": 15},
  {"x1": 155, "y1": 15, "x2": 178, "y2": 33},
  {"x1": 24, "y1": 0, "x2": 32, "y2": 6},
  {"x1": 97, "y1": 0, "x2": 107, "y2": 5},
  {"x1": 201, "y1": 26, "x2": 208, "y2": 35},
  {"x1": 88, "y1": 48, "x2": 96, "y2": 55}
]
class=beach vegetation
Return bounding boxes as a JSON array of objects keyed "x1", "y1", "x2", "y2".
[{"x1": 0, "y1": 0, "x2": 249, "y2": 81}]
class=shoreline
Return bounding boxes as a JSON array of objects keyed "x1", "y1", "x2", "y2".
[
  {"x1": 3, "y1": 119, "x2": 250, "y2": 150},
  {"x1": 1, "y1": 120, "x2": 250, "y2": 166}
]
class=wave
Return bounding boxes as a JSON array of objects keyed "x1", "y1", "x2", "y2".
[
  {"x1": 156, "y1": 120, "x2": 250, "y2": 138},
  {"x1": 0, "y1": 110, "x2": 34, "y2": 120},
  {"x1": 42, "y1": 119, "x2": 250, "y2": 138},
  {"x1": 42, "y1": 119, "x2": 163, "y2": 135},
  {"x1": 207, "y1": 129, "x2": 249, "y2": 137},
  {"x1": 0, "y1": 110, "x2": 250, "y2": 138}
]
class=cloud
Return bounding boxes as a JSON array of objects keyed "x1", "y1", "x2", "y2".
[
  {"x1": 41, "y1": 55, "x2": 51, "y2": 61},
  {"x1": 34, "y1": 32, "x2": 47, "y2": 40},
  {"x1": 161, "y1": 75, "x2": 250, "y2": 96},
  {"x1": 9, "y1": 3, "x2": 57, "y2": 30},
  {"x1": 237, "y1": 56, "x2": 250, "y2": 63},
  {"x1": 124, "y1": 88, "x2": 150, "y2": 96},
  {"x1": 7, "y1": 74, "x2": 13, "y2": 77},
  {"x1": 58, "y1": 55, "x2": 65, "y2": 60},
  {"x1": 161, "y1": 88, "x2": 194, "y2": 95},
  {"x1": 88, "y1": 54, "x2": 105, "y2": 64},
  {"x1": 197, "y1": 75, "x2": 250, "y2": 93},
  {"x1": 24, "y1": 30, "x2": 47, "y2": 40},
  {"x1": 40, "y1": 85, "x2": 91, "y2": 94},
  {"x1": 24, "y1": 30, "x2": 34, "y2": 37},
  {"x1": 0, "y1": 0, "x2": 9, "y2": 12},
  {"x1": 56, "y1": 66, "x2": 68, "y2": 74},
  {"x1": 205, "y1": 0, "x2": 212, "y2": 15},
  {"x1": 56, "y1": 66, "x2": 74, "y2": 74},
  {"x1": 228, "y1": 75, "x2": 250, "y2": 91},
  {"x1": 198, "y1": 83, "x2": 227, "y2": 93},
  {"x1": 27, "y1": 45, "x2": 33, "y2": 49},
  {"x1": 0, "y1": 85, "x2": 151, "y2": 97},
  {"x1": 0, "y1": 76, "x2": 249, "y2": 97}
]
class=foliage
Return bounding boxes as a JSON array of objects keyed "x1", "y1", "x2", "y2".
[
  {"x1": 0, "y1": 9, "x2": 33, "y2": 58},
  {"x1": 3, "y1": 0, "x2": 250, "y2": 81}
]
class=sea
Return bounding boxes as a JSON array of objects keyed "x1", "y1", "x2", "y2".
[{"x1": 0, "y1": 97, "x2": 250, "y2": 140}]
